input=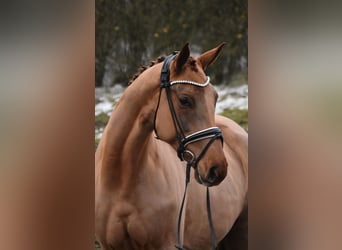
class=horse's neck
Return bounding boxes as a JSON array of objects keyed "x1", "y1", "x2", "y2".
[{"x1": 96, "y1": 64, "x2": 162, "y2": 186}]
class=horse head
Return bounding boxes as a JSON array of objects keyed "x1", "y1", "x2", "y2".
[{"x1": 154, "y1": 43, "x2": 228, "y2": 186}]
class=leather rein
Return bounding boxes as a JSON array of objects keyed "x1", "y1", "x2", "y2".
[{"x1": 153, "y1": 52, "x2": 224, "y2": 250}]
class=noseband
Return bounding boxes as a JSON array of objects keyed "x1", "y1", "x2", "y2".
[{"x1": 153, "y1": 52, "x2": 223, "y2": 249}]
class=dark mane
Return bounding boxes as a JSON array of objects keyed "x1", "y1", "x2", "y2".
[{"x1": 128, "y1": 55, "x2": 166, "y2": 85}]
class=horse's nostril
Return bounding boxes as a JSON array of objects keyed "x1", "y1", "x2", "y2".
[{"x1": 207, "y1": 165, "x2": 219, "y2": 184}]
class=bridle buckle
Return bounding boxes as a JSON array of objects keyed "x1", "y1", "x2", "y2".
[{"x1": 181, "y1": 150, "x2": 195, "y2": 164}]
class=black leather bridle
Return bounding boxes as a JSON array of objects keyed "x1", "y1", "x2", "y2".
[{"x1": 153, "y1": 52, "x2": 224, "y2": 250}]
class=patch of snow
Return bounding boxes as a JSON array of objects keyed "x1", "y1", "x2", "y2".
[
  {"x1": 95, "y1": 85, "x2": 125, "y2": 115},
  {"x1": 95, "y1": 130, "x2": 103, "y2": 140},
  {"x1": 95, "y1": 98, "x2": 114, "y2": 116},
  {"x1": 214, "y1": 84, "x2": 248, "y2": 113}
]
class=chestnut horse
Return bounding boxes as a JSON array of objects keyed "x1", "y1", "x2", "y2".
[{"x1": 95, "y1": 43, "x2": 248, "y2": 250}]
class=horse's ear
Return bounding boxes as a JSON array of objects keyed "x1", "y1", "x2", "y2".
[
  {"x1": 198, "y1": 43, "x2": 226, "y2": 70},
  {"x1": 175, "y1": 43, "x2": 190, "y2": 72}
]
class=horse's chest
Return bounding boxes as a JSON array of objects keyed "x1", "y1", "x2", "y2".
[{"x1": 101, "y1": 194, "x2": 178, "y2": 249}]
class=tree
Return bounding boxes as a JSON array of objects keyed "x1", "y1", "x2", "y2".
[{"x1": 95, "y1": 0, "x2": 247, "y2": 87}]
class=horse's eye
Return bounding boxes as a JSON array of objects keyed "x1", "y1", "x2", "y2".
[{"x1": 179, "y1": 96, "x2": 192, "y2": 107}]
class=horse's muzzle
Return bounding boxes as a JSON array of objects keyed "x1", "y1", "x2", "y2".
[{"x1": 196, "y1": 160, "x2": 228, "y2": 187}]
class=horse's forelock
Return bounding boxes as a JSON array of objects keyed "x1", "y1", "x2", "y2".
[{"x1": 188, "y1": 56, "x2": 198, "y2": 72}]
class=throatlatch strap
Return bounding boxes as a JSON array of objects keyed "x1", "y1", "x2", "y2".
[
  {"x1": 153, "y1": 87, "x2": 163, "y2": 139},
  {"x1": 154, "y1": 52, "x2": 184, "y2": 140}
]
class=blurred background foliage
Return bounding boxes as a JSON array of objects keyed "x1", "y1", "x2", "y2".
[{"x1": 95, "y1": 0, "x2": 247, "y2": 87}]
